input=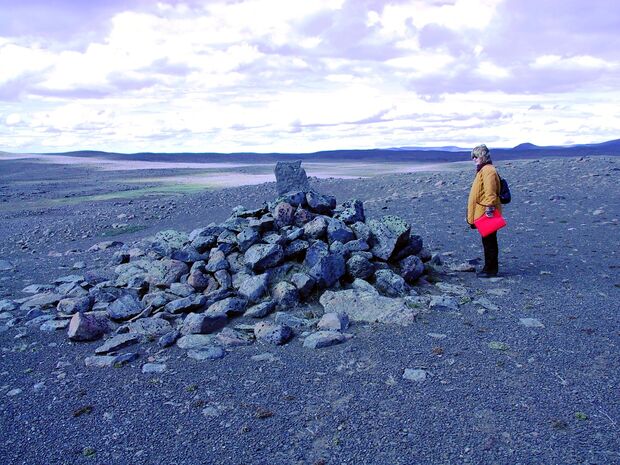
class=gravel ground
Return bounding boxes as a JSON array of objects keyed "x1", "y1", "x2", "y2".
[{"x1": 0, "y1": 155, "x2": 619, "y2": 465}]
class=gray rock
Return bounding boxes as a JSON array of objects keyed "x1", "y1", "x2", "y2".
[
  {"x1": 142, "y1": 363, "x2": 167, "y2": 374},
  {"x1": 170, "y1": 247, "x2": 204, "y2": 263},
  {"x1": 187, "y1": 346, "x2": 225, "y2": 361},
  {"x1": 271, "y1": 281, "x2": 299, "y2": 309},
  {"x1": 148, "y1": 259, "x2": 189, "y2": 286},
  {"x1": 216, "y1": 327, "x2": 254, "y2": 347},
  {"x1": 351, "y1": 278, "x2": 378, "y2": 294},
  {"x1": 275, "y1": 160, "x2": 310, "y2": 195},
  {"x1": 57, "y1": 296, "x2": 92, "y2": 315},
  {"x1": 350, "y1": 221, "x2": 372, "y2": 243},
  {"x1": 158, "y1": 330, "x2": 180, "y2": 348},
  {"x1": 293, "y1": 207, "x2": 315, "y2": 227},
  {"x1": 237, "y1": 273, "x2": 269, "y2": 303},
  {"x1": 203, "y1": 289, "x2": 235, "y2": 307},
  {"x1": 88, "y1": 240, "x2": 123, "y2": 252},
  {"x1": 25, "y1": 314, "x2": 54, "y2": 328},
  {"x1": 327, "y1": 218, "x2": 355, "y2": 244},
  {"x1": 127, "y1": 318, "x2": 172, "y2": 337},
  {"x1": 214, "y1": 270, "x2": 232, "y2": 289},
  {"x1": 95, "y1": 333, "x2": 141, "y2": 354},
  {"x1": 374, "y1": 269, "x2": 407, "y2": 297},
  {"x1": 334, "y1": 199, "x2": 365, "y2": 224},
  {"x1": 206, "y1": 249, "x2": 229, "y2": 272},
  {"x1": 67, "y1": 313, "x2": 108, "y2": 341},
  {"x1": 399, "y1": 255, "x2": 425, "y2": 283},
  {"x1": 320, "y1": 289, "x2": 417, "y2": 325},
  {"x1": 303, "y1": 216, "x2": 329, "y2": 240},
  {"x1": 244, "y1": 243, "x2": 284, "y2": 272},
  {"x1": 368, "y1": 216, "x2": 411, "y2": 261},
  {"x1": 254, "y1": 322, "x2": 292, "y2": 345},
  {"x1": 163, "y1": 295, "x2": 207, "y2": 314},
  {"x1": 244, "y1": 300, "x2": 276, "y2": 318},
  {"x1": 236, "y1": 227, "x2": 260, "y2": 252},
  {"x1": 206, "y1": 297, "x2": 247, "y2": 316},
  {"x1": 181, "y1": 312, "x2": 228, "y2": 335},
  {"x1": 40, "y1": 319, "x2": 70, "y2": 331},
  {"x1": 519, "y1": 318, "x2": 545, "y2": 328},
  {"x1": 317, "y1": 312, "x2": 349, "y2": 331},
  {"x1": 107, "y1": 294, "x2": 143, "y2": 321},
  {"x1": 273, "y1": 312, "x2": 315, "y2": 331},
  {"x1": 169, "y1": 283, "x2": 195, "y2": 297},
  {"x1": 177, "y1": 334, "x2": 216, "y2": 349},
  {"x1": 429, "y1": 295, "x2": 459, "y2": 311},
  {"x1": 279, "y1": 191, "x2": 306, "y2": 208},
  {"x1": 306, "y1": 191, "x2": 336, "y2": 214},
  {"x1": 284, "y1": 239, "x2": 309, "y2": 259},
  {"x1": 0, "y1": 259, "x2": 15, "y2": 271},
  {"x1": 20, "y1": 293, "x2": 64, "y2": 310},
  {"x1": 303, "y1": 331, "x2": 347, "y2": 349},
  {"x1": 22, "y1": 284, "x2": 55, "y2": 294},
  {"x1": 84, "y1": 352, "x2": 139, "y2": 368},
  {"x1": 291, "y1": 272, "x2": 315, "y2": 298},
  {"x1": 346, "y1": 255, "x2": 375, "y2": 280},
  {"x1": 0, "y1": 300, "x2": 17, "y2": 312},
  {"x1": 342, "y1": 239, "x2": 370, "y2": 256}
]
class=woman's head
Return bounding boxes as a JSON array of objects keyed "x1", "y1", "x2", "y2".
[{"x1": 471, "y1": 144, "x2": 491, "y2": 165}]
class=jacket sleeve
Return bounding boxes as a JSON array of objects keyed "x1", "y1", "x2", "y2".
[{"x1": 479, "y1": 168, "x2": 500, "y2": 207}]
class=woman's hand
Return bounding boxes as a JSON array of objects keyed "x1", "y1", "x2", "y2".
[{"x1": 485, "y1": 206, "x2": 495, "y2": 218}]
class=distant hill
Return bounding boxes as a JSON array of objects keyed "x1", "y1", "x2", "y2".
[{"x1": 4, "y1": 138, "x2": 618, "y2": 164}]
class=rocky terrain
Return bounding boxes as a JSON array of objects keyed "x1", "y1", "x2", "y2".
[{"x1": 0, "y1": 154, "x2": 619, "y2": 465}]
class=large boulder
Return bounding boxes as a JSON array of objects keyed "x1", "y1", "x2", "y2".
[
  {"x1": 303, "y1": 216, "x2": 329, "y2": 240},
  {"x1": 237, "y1": 273, "x2": 269, "y2": 303},
  {"x1": 334, "y1": 199, "x2": 365, "y2": 224},
  {"x1": 275, "y1": 160, "x2": 310, "y2": 195},
  {"x1": 327, "y1": 218, "x2": 355, "y2": 245},
  {"x1": 244, "y1": 244, "x2": 284, "y2": 272},
  {"x1": 320, "y1": 289, "x2": 417, "y2": 325},
  {"x1": 368, "y1": 216, "x2": 411, "y2": 261}
]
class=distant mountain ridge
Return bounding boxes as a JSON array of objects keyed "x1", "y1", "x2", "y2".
[{"x1": 3, "y1": 139, "x2": 619, "y2": 163}]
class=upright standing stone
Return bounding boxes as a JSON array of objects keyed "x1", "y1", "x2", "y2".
[{"x1": 275, "y1": 160, "x2": 310, "y2": 195}]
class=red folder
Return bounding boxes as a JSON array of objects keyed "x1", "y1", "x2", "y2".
[{"x1": 474, "y1": 210, "x2": 506, "y2": 237}]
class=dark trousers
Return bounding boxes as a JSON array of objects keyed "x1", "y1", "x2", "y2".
[{"x1": 481, "y1": 232, "x2": 498, "y2": 273}]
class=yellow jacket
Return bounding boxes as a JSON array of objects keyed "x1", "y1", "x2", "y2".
[{"x1": 467, "y1": 164, "x2": 502, "y2": 225}]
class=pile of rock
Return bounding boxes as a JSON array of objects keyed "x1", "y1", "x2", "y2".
[{"x1": 2, "y1": 161, "x2": 449, "y2": 366}]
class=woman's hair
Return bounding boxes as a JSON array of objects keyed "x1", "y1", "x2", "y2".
[{"x1": 471, "y1": 144, "x2": 490, "y2": 162}]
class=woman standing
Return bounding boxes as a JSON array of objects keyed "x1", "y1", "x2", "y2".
[{"x1": 467, "y1": 144, "x2": 502, "y2": 277}]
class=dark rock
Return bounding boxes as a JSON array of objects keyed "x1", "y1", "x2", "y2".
[
  {"x1": 107, "y1": 294, "x2": 143, "y2": 321},
  {"x1": 393, "y1": 234, "x2": 424, "y2": 261},
  {"x1": 169, "y1": 283, "x2": 195, "y2": 297},
  {"x1": 158, "y1": 330, "x2": 180, "y2": 348},
  {"x1": 304, "y1": 242, "x2": 345, "y2": 288},
  {"x1": 346, "y1": 255, "x2": 375, "y2": 280},
  {"x1": 273, "y1": 202, "x2": 295, "y2": 228},
  {"x1": 400, "y1": 255, "x2": 424, "y2": 283},
  {"x1": 244, "y1": 243, "x2": 284, "y2": 272},
  {"x1": 170, "y1": 247, "x2": 204, "y2": 263},
  {"x1": 187, "y1": 271, "x2": 210, "y2": 291},
  {"x1": 306, "y1": 191, "x2": 336, "y2": 214},
  {"x1": 350, "y1": 221, "x2": 372, "y2": 243},
  {"x1": 284, "y1": 239, "x2": 309, "y2": 259},
  {"x1": 203, "y1": 289, "x2": 235, "y2": 307},
  {"x1": 236, "y1": 227, "x2": 260, "y2": 252},
  {"x1": 293, "y1": 207, "x2": 315, "y2": 227},
  {"x1": 327, "y1": 218, "x2": 355, "y2": 244},
  {"x1": 279, "y1": 191, "x2": 306, "y2": 207},
  {"x1": 418, "y1": 247, "x2": 433, "y2": 262},
  {"x1": 275, "y1": 160, "x2": 310, "y2": 195}
]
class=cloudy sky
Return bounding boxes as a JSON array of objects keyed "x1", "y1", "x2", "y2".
[{"x1": 0, "y1": 0, "x2": 618, "y2": 153}]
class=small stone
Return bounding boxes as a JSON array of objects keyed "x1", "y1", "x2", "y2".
[
  {"x1": 303, "y1": 331, "x2": 347, "y2": 349},
  {"x1": 271, "y1": 281, "x2": 299, "y2": 309},
  {"x1": 291, "y1": 272, "x2": 315, "y2": 298},
  {"x1": 187, "y1": 346, "x2": 225, "y2": 361},
  {"x1": 317, "y1": 312, "x2": 349, "y2": 331},
  {"x1": 488, "y1": 341, "x2": 510, "y2": 351},
  {"x1": 244, "y1": 300, "x2": 276, "y2": 318},
  {"x1": 519, "y1": 318, "x2": 545, "y2": 328},
  {"x1": 95, "y1": 333, "x2": 141, "y2": 354},
  {"x1": 403, "y1": 369, "x2": 427, "y2": 382},
  {"x1": 429, "y1": 295, "x2": 459, "y2": 311},
  {"x1": 6, "y1": 388, "x2": 22, "y2": 397},
  {"x1": 176, "y1": 334, "x2": 216, "y2": 350},
  {"x1": 57, "y1": 296, "x2": 93, "y2": 315},
  {"x1": 142, "y1": 363, "x2": 167, "y2": 374},
  {"x1": 399, "y1": 255, "x2": 424, "y2": 283},
  {"x1": 40, "y1": 319, "x2": 70, "y2": 332},
  {"x1": 84, "y1": 352, "x2": 139, "y2": 368}
]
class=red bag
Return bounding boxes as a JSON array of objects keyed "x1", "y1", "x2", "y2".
[{"x1": 474, "y1": 210, "x2": 506, "y2": 237}]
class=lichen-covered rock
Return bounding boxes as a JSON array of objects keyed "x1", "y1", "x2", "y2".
[
  {"x1": 244, "y1": 243, "x2": 284, "y2": 272},
  {"x1": 346, "y1": 255, "x2": 374, "y2": 280},
  {"x1": 206, "y1": 249, "x2": 229, "y2": 272},
  {"x1": 303, "y1": 216, "x2": 329, "y2": 240},
  {"x1": 368, "y1": 216, "x2": 411, "y2": 261},
  {"x1": 128, "y1": 317, "x2": 172, "y2": 337},
  {"x1": 294, "y1": 207, "x2": 315, "y2": 227},
  {"x1": 236, "y1": 227, "x2": 260, "y2": 252},
  {"x1": 284, "y1": 239, "x2": 309, "y2": 259},
  {"x1": 306, "y1": 192, "x2": 337, "y2": 214},
  {"x1": 374, "y1": 269, "x2": 407, "y2": 297},
  {"x1": 334, "y1": 199, "x2": 365, "y2": 224}
]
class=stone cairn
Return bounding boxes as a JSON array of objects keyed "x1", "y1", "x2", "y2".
[{"x1": 3, "y1": 161, "x2": 453, "y2": 367}]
